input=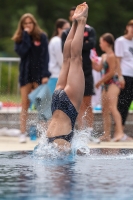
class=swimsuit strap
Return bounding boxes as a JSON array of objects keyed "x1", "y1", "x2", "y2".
[{"x1": 48, "y1": 131, "x2": 74, "y2": 143}]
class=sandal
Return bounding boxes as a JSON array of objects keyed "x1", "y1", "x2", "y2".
[{"x1": 112, "y1": 134, "x2": 133, "y2": 142}]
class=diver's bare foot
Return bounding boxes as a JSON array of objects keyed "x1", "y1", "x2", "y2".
[{"x1": 72, "y1": 2, "x2": 88, "y2": 21}]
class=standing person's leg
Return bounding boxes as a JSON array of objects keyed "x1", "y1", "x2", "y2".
[
  {"x1": 20, "y1": 82, "x2": 38, "y2": 142},
  {"x1": 20, "y1": 84, "x2": 32, "y2": 134},
  {"x1": 108, "y1": 83, "x2": 132, "y2": 141},
  {"x1": 64, "y1": 13, "x2": 88, "y2": 111},
  {"x1": 118, "y1": 76, "x2": 133, "y2": 129},
  {"x1": 78, "y1": 74, "x2": 94, "y2": 130},
  {"x1": 77, "y1": 72, "x2": 100, "y2": 142},
  {"x1": 78, "y1": 96, "x2": 93, "y2": 129},
  {"x1": 107, "y1": 84, "x2": 124, "y2": 140},
  {"x1": 100, "y1": 90, "x2": 111, "y2": 141}
]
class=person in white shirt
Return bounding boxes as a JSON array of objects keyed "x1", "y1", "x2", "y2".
[
  {"x1": 48, "y1": 19, "x2": 70, "y2": 94},
  {"x1": 114, "y1": 19, "x2": 133, "y2": 141}
]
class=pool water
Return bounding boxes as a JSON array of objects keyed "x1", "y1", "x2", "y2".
[{"x1": 0, "y1": 149, "x2": 133, "y2": 200}]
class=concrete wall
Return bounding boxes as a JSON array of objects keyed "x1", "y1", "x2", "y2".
[{"x1": 0, "y1": 111, "x2": 132, "y2": 137}]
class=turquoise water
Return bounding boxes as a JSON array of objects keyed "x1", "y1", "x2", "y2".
[{"x1": 0, "y1": 148, "x2": 133, "y2": 200}]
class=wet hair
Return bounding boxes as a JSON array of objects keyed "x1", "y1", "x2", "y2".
[
  {"x1": 124, "y1": 19, "x2": 133, "y2": 34},
  {"x1": 101, "y1": 33, "x2": 114, "y2": 49},
  {"x1": 69, "y1": 6, "x2": 76, "y2": 12},
  {"x1": 12, "y1": 13, "x2": 44, "y2": 42},
  {"x1": 52, "y1": 18, "x2": 69, "y2": 37}
]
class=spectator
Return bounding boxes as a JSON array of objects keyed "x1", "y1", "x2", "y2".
[
  {"x1": 12, "y1": 13, "x2": 50, "y2": 143},
  {"x1": 92, "y1": 33, "x2": 126, "y2": 141},
  {"x1": 115, "y1": 20, "x2": 133, "y2": 137},
  {"x1": 48, "y1": 19, "x2": 70, "y2": 94},
  {"x1": 61, "y1": 6, "x2": 97, "y2": 142}
]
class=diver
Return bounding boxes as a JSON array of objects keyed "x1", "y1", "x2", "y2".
[{"x1": 46, "y1": 2, "x2": 89, "y2": 151}]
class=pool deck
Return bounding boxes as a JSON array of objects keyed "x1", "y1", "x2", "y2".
[{"x1": 0, "y1": 136, "x2": 133, "y2": 152}]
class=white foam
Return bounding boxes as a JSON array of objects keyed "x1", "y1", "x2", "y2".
[
  {"x1": 33, "y1": 129, "x2": 71, "y2": 160},
  {"x1": 71, "y1": 130, "x2": 90, "y2": 155},
  {"x1": 33, "y1": 128, "x2": 91, "y2": 160}
]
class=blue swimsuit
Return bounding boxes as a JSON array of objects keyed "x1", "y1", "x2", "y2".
[{"x1": 48, "y1": 89, "x2": 78, "y2": 143}]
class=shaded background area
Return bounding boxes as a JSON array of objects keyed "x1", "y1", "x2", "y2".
[
  {"x1": 0, "y1": 0, "x2": 133, "y2": 56},
  {"x1": 0, "y1": 0, "x2": 133, "y2": 95}
]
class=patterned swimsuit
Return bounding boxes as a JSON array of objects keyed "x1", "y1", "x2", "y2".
[
  {"x1": 102, "y1": 61, "x2": 121, "y2": 91},
  {"x1": 48, "y1": 89, "x2": 78, "y2": 143}
]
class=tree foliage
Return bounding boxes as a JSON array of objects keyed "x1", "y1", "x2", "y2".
[{"x1": 0, "y1": 0, "x2": 133, "y2": 56}]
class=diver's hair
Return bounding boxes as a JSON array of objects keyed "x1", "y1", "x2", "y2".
[
  {"x1": 124, "y1": 19, "x2": 133, "y2": 34},
  {"x1": 101, "y1": 33, "x2": 114, "y2": 49},
  {"x1": 12, "y1": 13, "x2": 44, "y2": 42},
  {"x1": 52, "y1": 18, "x2": 69, "y2": 37}
]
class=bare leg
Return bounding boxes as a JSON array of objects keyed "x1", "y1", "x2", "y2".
[
  {"x1": 78, "y1": 96, "x2": 94, "y2": 129},
  {"x1": 55, "y1": 21, "x2": 77, "y2": 90},
  {"x1": 100, "y1": 90, "x2": 111, "y2": 141},
  {"x1": 20, "y1": 82, "x2": 38, "y2": 133},
  {"x1": 55, "y1": 3, "x2": 88, "y2": 111},
  {"x1": 64, "y1": 17, "x2": 87, "y2": 111},
  {"x1": 107, "y1": 84, "x2": 124, "y2": 140}
]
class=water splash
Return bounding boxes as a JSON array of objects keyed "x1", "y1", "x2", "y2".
[
  {"x1": 32, "y1": 126, "x2": 133, "y2": 161},
  {"x1": 33, "y1": 128, "x2": 92, "y2": 160},
  {"x1": 71, "y1": 130, "x2": 91, "y2": 156}
]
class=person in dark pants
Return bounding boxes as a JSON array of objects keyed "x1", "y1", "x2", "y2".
[
  {"x1": 61, "y1": 6, "x2": 99, "y2": 142},
  {"x1": 115, "y1": 19, "x2": 133, "y2": 140},
  {"x1": 12, "y1": 13, "x2": 51, "y2": 143}
]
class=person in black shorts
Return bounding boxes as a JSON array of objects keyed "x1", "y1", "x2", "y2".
[
  {"x1": 62, "y1": 6, "x2": 97, "y2": 141},
  {"x1": 46, "y1": 2, "x2": 88, "y2": 149}
]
